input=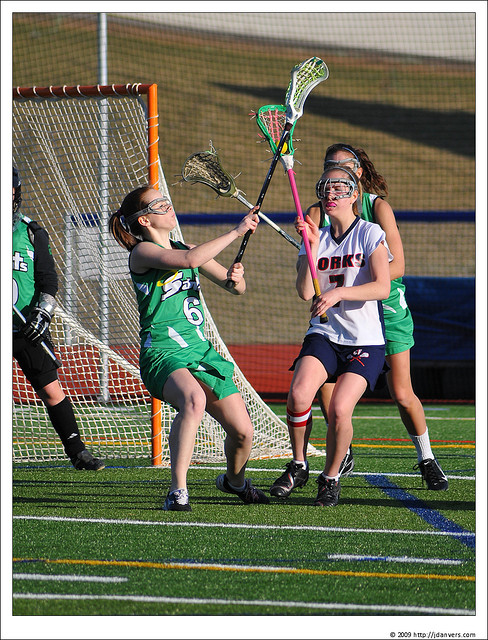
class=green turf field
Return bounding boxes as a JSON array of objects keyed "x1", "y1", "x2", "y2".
[{"x1": 10, "y1": 402, "x2": 477, "y2": 630}]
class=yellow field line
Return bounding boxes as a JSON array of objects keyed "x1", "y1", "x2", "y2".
[{"x1": 13, "y1": 558, "x2": 474, "y2": 582}]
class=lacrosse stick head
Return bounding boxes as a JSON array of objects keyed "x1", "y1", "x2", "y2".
[
  {"x1": 181, "y1": 150, "x2": 238, "y2": 198},
  {"x1": 256, "y1": 104, "x2": 296, "y2": 156},
  {"x1": 285, "y1": 56, "x2": 329, "y2": 123}
]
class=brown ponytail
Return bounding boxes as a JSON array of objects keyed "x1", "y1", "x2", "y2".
[
  {"x1": 354, "y1": 147, "x2": 388, "y2": 197},
  {"x1": 324, "y1": 143, "x2": 389, "y2": 198},
  {"x1": 108, "y1": 185, "x2": 154, "y2": 251}
]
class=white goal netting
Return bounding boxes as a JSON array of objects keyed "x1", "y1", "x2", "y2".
[{"x1": 12, "y1": 84, "x2": 316, "y2": 464}]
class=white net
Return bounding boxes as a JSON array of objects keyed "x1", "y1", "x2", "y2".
[{"x1": 12, "y1": 85, "x2": 315, "y2": 464}]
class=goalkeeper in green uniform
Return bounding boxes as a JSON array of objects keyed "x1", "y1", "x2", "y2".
[
  {"x1": 109, "y1": 185, "x2": 269, "y2": 511},
  {"x1": 12, "y1": 167, "x2": 104, "y2": 470}
]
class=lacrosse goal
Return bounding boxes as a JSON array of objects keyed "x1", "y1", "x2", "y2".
[{"x1": 12, "y1": 83, "x2": 315, "y2": 465}]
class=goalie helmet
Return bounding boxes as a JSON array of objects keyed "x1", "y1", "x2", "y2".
[{"x1": 13, "y1": 166, "x2": 23, "y2": 231}]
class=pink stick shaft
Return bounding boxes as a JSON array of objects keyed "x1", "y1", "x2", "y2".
[
  {"x1": 287, "y1": 169, "x2": 318, "y2": 280},
  {"x1": 286, "y1": 167, "x2": 327, "y2": 321}
]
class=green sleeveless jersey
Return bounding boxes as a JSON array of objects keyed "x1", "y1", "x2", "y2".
[
  {"x1": 13, "y1": 217, "x2": 38, "y2": 328},
  {"x1": 360, "y1": 193, "x2": 408, "y2": 315},
  {"x1": 130, "y1": 240, "x2": 207, "y2": 351}
]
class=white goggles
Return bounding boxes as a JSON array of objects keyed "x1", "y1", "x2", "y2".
[
  {"x1": 316, "y1": 177, "x2": 356, "y2": 200},
  {"x1": 139, "y1": 198, "x2": 173, "y2": 216},
  {"x1": 123, "y1": 198, "x2": 173, "y2": 227},
  {"x1": 324, "y1": 157, "x2": 360, "y2": 173}
]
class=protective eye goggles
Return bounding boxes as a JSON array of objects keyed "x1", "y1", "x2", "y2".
[
  {"x1": 122, "y1": 198, "x2": 173, "y2": 227},
  {"x1": 139, "y1": 198, "x2": 173, "y2": 215},
  {"x1": 316, "y1": 178, "x2": 357, "y2": 200},
  {"x1": 324, "y1": 157, "x2": 360, "y2": 173}
]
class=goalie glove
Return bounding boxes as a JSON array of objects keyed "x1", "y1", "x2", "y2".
[{"x1": 22, "y1": 294, "x2": 56, "y2": 346}]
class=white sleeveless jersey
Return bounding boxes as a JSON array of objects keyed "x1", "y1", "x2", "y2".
[{"x1": 299, "y1": 216, "x2": 392, "y2": 346}]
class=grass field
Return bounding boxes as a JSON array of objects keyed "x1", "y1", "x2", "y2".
[{"x1": 7, "y1": 401, "x2": 483, "y2": 637}]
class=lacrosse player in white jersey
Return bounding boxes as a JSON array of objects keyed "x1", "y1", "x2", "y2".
[
  {"x1": 309, "y1": 143, "x2": 449, "y2": 491},
  {"x1": 270, "y1": 166, "x2": 392, "y2": 506}
]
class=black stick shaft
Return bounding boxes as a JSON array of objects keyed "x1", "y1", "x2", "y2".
[
  {"x1": 13, "y1": 304, "x2": 62, "y2": 368},
  {"x1": 225, "y1": 123, "x2": 292, "y2": 289}
]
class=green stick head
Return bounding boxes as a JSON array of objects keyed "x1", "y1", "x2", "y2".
[{"x1": 256, "y1": 104, "x2": 295, "y2": 156}]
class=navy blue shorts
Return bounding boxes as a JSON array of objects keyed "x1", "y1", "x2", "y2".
[{"x1": 291, "y1": 333, "x2": 389, "y2": 391}]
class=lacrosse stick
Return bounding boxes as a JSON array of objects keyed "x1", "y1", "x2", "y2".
[
  {"x1": 225, "y1": 56, "x2": 329, "y2": 288},
  {"x1": 13, "y1": 304, "x2": 62, "y2": 367},
  {"x1": 257, "y1": 102, "x2": 328, "y2": 321},
  {"x1": 181, "y1": 148, "x2": 300, "y2": 249}
]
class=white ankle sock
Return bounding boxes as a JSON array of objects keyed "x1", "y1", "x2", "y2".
[
  {"x1": 410, "y1": 428, "x2": 434, "y2": 462},
  {"x1": 325, "y1": 474, "x2": 340, "y2": 482},
  {"x1": 293, "y1": 460, "x2": 307, "y2": 468}
]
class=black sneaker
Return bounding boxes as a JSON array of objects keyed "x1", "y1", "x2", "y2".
[
  {"x1": 313, "y1": 474, "x2": 341, "y2": 507},
  {"x1": 163, "y1": 488, "x2": 192, "y2": 512},
  {"x1": 71, "y1": 450, "x2": 105, "y2": 471},
  {"x1": 338, "y1": 446, "x2": 355, "y2": 478},
  {"x1": 270, "y1": 461, "x2": 309, "y2": 498},
  {"x1": 414, "y1": 458, "x2": 448, "y2": 491},
  {"x1": 216, "y1": 474, "x2": 269, "y2": 504}
]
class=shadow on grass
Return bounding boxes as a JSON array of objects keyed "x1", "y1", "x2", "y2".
[{"x1": 214, "y1": 82, "x2": 475, "y2": 158}]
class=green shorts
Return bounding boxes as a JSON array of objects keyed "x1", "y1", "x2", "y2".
[
  {"x1": 382, "y1": 303, "x2": 415, "y2": 356},
  {"x1": 139, "y1": 341, "x2": 238, "y2": 402}
]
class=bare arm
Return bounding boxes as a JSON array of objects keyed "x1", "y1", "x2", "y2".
[
  {"x1": 200, "y1": 260, "x2": 246, "y2": 295},
  {"x1": 131, "y1": 210, "x2": 259, "y2": 273},
  {"x1": 373, "y1": 198, "x2": 405, "y2": 280}
]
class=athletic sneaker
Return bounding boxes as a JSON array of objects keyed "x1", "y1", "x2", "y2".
[
  {"x1": 313, "y1": 474, "x2": 341, "y2": 507},
  {"x1": 414, "y1": 458, "x2": 448, "y2": 491},
  {"x1": 338, "y1": 446, "x2": 355, "y2": 478},
  {"x1": 269, "y1": 461, "x2": 309, "y2": 498},
  {"x1": 71, "y1": 449, "x2": 105, "y2": 471},
  {"x1": 163, "y1": 488, "x2": 192, "y2": 512},
  {"x1": 216, "y1": 474, "x2": 269, "y2": 504}
]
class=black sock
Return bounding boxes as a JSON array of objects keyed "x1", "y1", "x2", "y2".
[{"x1": 46, "y1": 397, "x2": 85, "y2": 459}]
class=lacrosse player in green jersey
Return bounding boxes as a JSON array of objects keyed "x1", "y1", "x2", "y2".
[
  {"x1": 305, "y1": 144, "x2": 448, "y2": 491},
  {"x1": 109, "y1": 185, "x2": 269, "y2": 511},
  {"x1": 12, "y1": 167, "x2": 104, "y2": 470}
]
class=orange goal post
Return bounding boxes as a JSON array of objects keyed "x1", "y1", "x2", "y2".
[{"x1": 12, "y1": 83, "x2": 315, "y2": 465}]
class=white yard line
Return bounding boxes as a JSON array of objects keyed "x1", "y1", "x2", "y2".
[
  {"x1": 12, "y1": 514, "x2": 475, "y2": 539},
  {"x1": 13, "y1": 573, "x2": 127, "y2": 583},
  {"x1": 194, "y1": 465, "x2": 476, "y2": 481},
  {"x1": 11, "y1": 592, "x2": 475, "y2": 616},
  {"x1": 325, "y1": 554, "x2": 465, "y2": 565}
]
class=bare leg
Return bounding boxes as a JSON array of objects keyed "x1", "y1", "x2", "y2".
[
  {"x1": 324, "y1": 373, "x2": 367, "y2": 477},
  {"x1": 162, "y1": 369, "x2": 207, "y2": 492},
  {"x1": 386, "y1": 350, "x2": 427, "y2": 437},
  {"x1": 36, "y1": 380, "x2": 66, "y2": 407},
  {"x1": 287, "y1": 355, "x2": 328, "y2": 460},
  {"x1": 317, "y1": 382, "x2": 334, "y2": 425},
  {"x1": 205, "y1": 391, "x2": 254, "y2": 488}
]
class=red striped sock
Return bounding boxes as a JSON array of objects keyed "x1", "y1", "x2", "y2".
[{"x1": 287, "y1": 406, "x2": 312, "y2": 429}]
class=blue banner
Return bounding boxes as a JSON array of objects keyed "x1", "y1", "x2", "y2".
[{"x1": 403, "y1": 276, "x2": 475, "y2": 362}]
